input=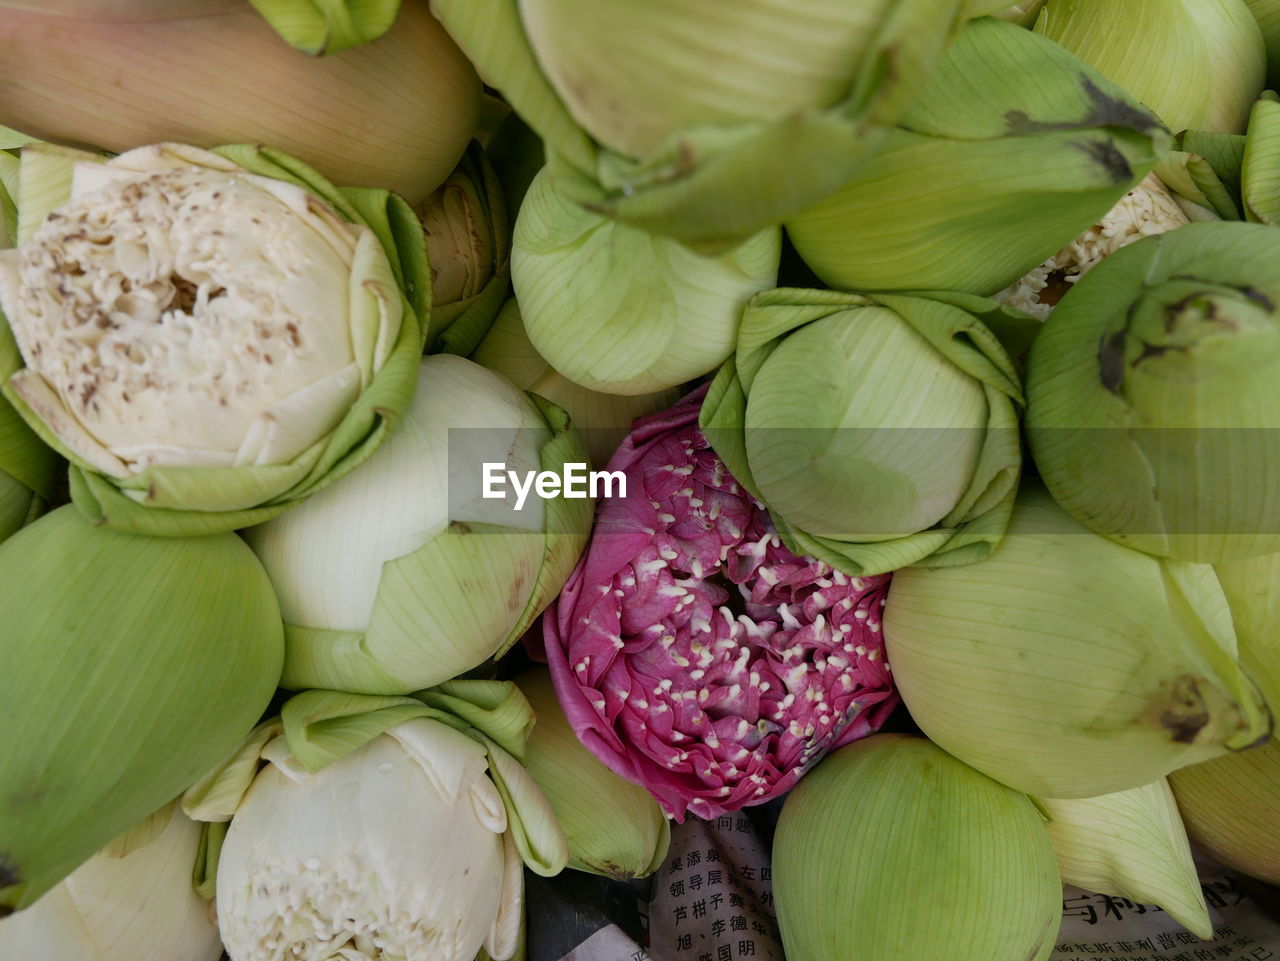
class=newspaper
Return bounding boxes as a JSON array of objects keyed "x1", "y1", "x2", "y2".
[{"x1": 540, "y1": 817, "x2": 1280, "y2": 961}]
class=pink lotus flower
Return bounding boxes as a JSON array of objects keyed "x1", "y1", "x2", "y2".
[{"x1": 543, "y1": 385, "x2": 898, "y2": 821}]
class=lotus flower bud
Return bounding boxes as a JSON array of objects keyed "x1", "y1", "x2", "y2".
[
  {"x1": 882, "y1": 483, "x2": 1271, "y2": 799},
  {"x1": 1170, "y1": 550, "x2": 1280, "y2": 884},
  {"x1": 247, "y1": 354, "x2": 592, "y2": 694},
  {"x1": 1170, "y1": 739, "x2": 1280, "y2": 884},
  {"x1": 417, "y1": 142, "x2": 511, "y2": 357},
  {"x1": 1042, "y1": 781, "x2": 1212, "y2": 938},
  {"x1": 1244, "y1": 0, "x2": 1280, "y2": 85},
  {"x1": 0, "y1": 803, "x2": 222, "y2": 961},
  {"x1": 214, "y1": 722, "x2": 523, "y2": 961},
  {"x1": 512, "y1": 166, "x2": 780, "y2": 395},
  {"x1": 543, "y1": 386, "x2": 899, "y2": 821},
  {"x1": 471, "y1": 299, "x2": 682, "y2": 467},
  {"x1": 996, "y1": 175, "x2": 1191, "y2": 320},
  {"x1": 700, "y1": 286, "x2": 1025, "y2": 576},
  {"x1": 0, "y1": 141, "x2": 430, "y2": 536},
  {"x1": 1035, "y1": 0, "x2": 1265, "y2": 135},
  {"x1": 1027, "y1": 222, "x2": 1280, "y2": 562},
  {"x1": 785, "y1": 18, "x2": 1170, "y2": 296},
  {"x1": 0, "y1": 0, "x2": 478, "y2": 203},
  {"x1": 773, "y1": 734, "x2": 1062, "y2": 961},
  {"x1": 430, "y1": 0, "x2": 973, "y2": 251},
  {"x1": 515, "y1": 668, "x2": 671, "y2": 880},
  {"x1": 0, "y1": 505, "x2": 283, "y2": 913}
]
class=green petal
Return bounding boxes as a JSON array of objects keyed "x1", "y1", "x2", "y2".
[
  {"x1": 433, "y1": 0, "x2": 971, "y2": 252},
  {"x1": 0, "y1": 506, "x2": 283, "y2": 911},
  {"x1": 248, "y1": 0, "x2": 400, "y2": 54},
  {"x1": 787, "y1": 18, "x2": 1170, "y2": 295}
]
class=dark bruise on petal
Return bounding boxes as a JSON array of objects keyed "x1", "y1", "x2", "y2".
[
  {"x1": 1072, "y1": 139, "x2": 1134, "y2": 185},
  {"x1": 1005, "y1": 75, "x2": 1162, "y2": 137},
  {"x1": 1159, "y1": 675, "x2": 1210, "y2": 745},
  {"x1": 1239, "y1": 286, "x2": 1276, "y2": 313},
  {"x1": 0, "y1": 851, "x2": 20, "y2": 892},
  {"x1": 1098, "y1": 329, "x2": 1127, "y2": 394}
]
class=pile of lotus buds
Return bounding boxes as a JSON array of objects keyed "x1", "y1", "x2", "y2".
[{"x1": 0, "y1": 1, "x2": 1278, "y2": 960}]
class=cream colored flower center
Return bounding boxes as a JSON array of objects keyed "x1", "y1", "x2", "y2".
[
  {"x1": 995, "y1": 174, "x2": 1190, "y2": 321},
  {"x1": 7, "y1": 166, "x2": 361, "y2": 471}
]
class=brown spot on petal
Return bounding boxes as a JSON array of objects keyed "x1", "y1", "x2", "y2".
[
  {"x1": 1098, "y1": 329, "x2": 1127, "y2": 394},
  {"x1": 1159, "y1": 675, "x2": 1210, "y2": 744}
]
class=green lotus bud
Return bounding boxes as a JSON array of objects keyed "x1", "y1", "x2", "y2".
[
  {"x1": 471, "y1": 300, "x2": 682, "y2": 467},
  {"x1": 429, "y1": 0, "x2": 972, "y2": 252},
  {"x1": 418, "y1": 142, "x2": 511, "y2": 357},
  {"x1": 882, "y1": 483, "x2": 1271, "y2": 799},
  {"x1": 995, "y1": 174, "x2": 1191, "y2": 319},
  {"x1": 1171, "y1": 739, "x2": 1280, "y2": 884},
  {"x1": 785, "y1": 18, "x2": 1169, "y2": 295},
  {"x1": 700, "y1": 287, "x2": 1026, "y2": 577},
  {"x1": 514, "y1": 668, "x2": 670, "y2": 880},
  {"x1": 1027, "y1": 222, "x2": 1280, "y2": 563},
  {"x1": 0, "y1": 505, "x2": 284, "y2": 913},
  {"x1": 1034, "y1": 0, "x2": 1266, "y2": 135},
  {"x1": 773, "y1": 734, "x2": 1061, "y2": 961},
  {"x1": 512, "y1": 166, "x2": 780, "y2": 395},
  {"x1": 1042, "y1": 780, "x2": 1211, "y2": 938},
  {"x1": 1170, "y1": 550, "x2": 1280, "y2": 884},
  {"x1": 246, "y1": 355, "x2": 592, "y2": 695},
  {"x1": 1244, "y1": 0, "x2": 1280, "y2": 85}
]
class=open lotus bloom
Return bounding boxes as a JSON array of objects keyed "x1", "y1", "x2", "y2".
[
  {"x1": 0, "y1": 141, "x2": 429, "y2": 535},
  {"x1": 247, "y1": 354, "x2": 593, "y2": 694},
  {"x1": 1027, "y1": 222, "x2": 1280, "y2": 562},
  {"x1": 543, "y1": 386, "x2": 899, "y2": 822},
  {"x1": 429, "y1": 0, "x2": 986, "y2": 252},
  {"x1": 183, "y1": 684, "x2": 569, "y2": 961},
  {"x1": 700, "y1": 287, "x2": 1028, "y2": 577},
  {"x1": 0, "y1": 803, "x2": 222, "y2": 961}
]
